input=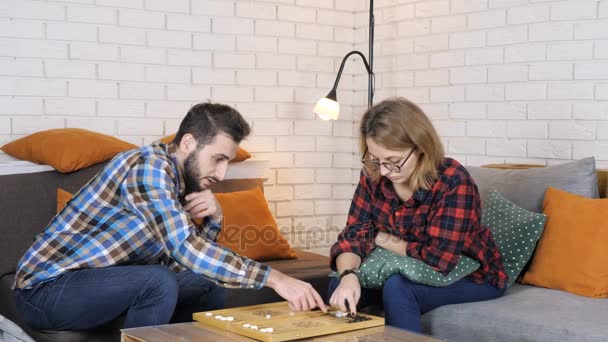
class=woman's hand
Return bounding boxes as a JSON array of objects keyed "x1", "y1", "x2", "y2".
[
  {"x1": 374, "y1": 231, "x2": 408, "y2": 256},
  {"x1": 329, "y1": 273, "x2": 361, "y2": 315}
]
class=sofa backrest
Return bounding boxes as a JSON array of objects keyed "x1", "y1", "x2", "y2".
[
  {"x1": 0, "y1": 164, "x2": 105, "y2": 277},
  {"x1": 483, "y1": 164, "x2": 607, "y2": 199},
  {"x1": 469, "y1": 157, "x2": 601, "y2": 213},
  {"x1": 0, "y1": 162, "x2": 264, "y2": 278}
]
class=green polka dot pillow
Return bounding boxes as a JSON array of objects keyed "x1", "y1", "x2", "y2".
[
  {"x1": 482, "y1": 189, "x2": 547, "y2": 287},
  {"x1": 353, "y1": 248, "x2": 481, "y2": 289}
]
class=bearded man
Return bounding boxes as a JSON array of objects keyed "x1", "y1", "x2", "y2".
[{"x1": 13, "y1": 102, "x2": 325, "y2": 332}]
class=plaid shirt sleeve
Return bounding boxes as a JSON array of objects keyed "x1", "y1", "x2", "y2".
[
  {"x1": 405, "y1": 178, "x2": 479, "y2": 275},
  {"x1": 195, "y1": 217, "x2": 222, "y2": 242},
  {"x1": 329, "y1": 171, "x2": 376, "y2": 270},
  {"x1": 125, "y1": 155, "x2": 270, "y2": 289}
]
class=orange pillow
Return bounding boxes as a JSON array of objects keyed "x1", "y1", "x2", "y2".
[
  {"x1": 57, "y1": 186, "x2": 296, "y2": 262},
  {"x1": 160, "y1": 134, "x2": 251, "y2": 163},
  {"x1": 57, "y1": 188, "x2": 73, "y2": 213},
  {"x1": 520, "y1": 187, "x2": 608, "y2": 298},
  {"x1": 1, "y1": 128, "x2": 137, "y2": 173},
  {"x1": 215, "y1": 187, "x2": 297, "y2": 262}
]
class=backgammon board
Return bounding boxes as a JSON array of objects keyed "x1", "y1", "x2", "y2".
[{"x1": 193, "y1": 301, "x2": 384, "y2": 342}]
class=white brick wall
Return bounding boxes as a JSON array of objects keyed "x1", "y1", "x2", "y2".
[
  {"x1": 0, "y1": 0, "x2": 360, "y2": 249},
  {"x1": 367, "y1": 0, "x2": 608, "y2": 169},
  {"x1": 4, "y1": 0, "x2": 607, "y2": 250}
]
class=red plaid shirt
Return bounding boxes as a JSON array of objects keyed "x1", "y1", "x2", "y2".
[{"x1": 330, "y1": 158, "x2": 508, "y2": 289}]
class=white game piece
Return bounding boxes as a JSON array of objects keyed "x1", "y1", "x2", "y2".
[
  {"x1": 260, "y1": 328, "x2": 269, "y2": 333},
  {"x1": 243, "y1": 323, "x2": 251, "y2": 328},
  {"x1": 265, "y1": 327, "x2": 274, "y2": 333},
  {"x1": 251, "y1": 325, "x2": 258, "y2": 330},
  {"x1": 220, "y1": 317, "x2": 229, "y2": 321},
  {"x1": 205, "y1": 312, "x2": 213, "y2": 317},
  {"x1": 215, "y1": 315, "x2": 223, "y2": 320},
  {"x1": 226, "y1": 316, "x2": 234, "y2": 321},
  {"x1": 265, "y1": 314, "x2": 271, "y2": 319}
]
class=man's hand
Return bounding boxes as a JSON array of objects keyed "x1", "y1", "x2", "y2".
[
  {"x1": 266, "y1": 269, "x2": 327, "y2": 312},
  {"x1": 329, "y1": 273, "x2": 360, "y2": 315},
  {"x1": 183, "y1": 190, "x2": 223, "y2": 222},
  {"x1": 374, "y1": 231, "x2": 407, "y2": 256}
]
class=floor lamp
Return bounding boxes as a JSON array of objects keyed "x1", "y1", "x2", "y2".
[{"x1": 313, "y1": 0, "x2": 375, "y2": 120}]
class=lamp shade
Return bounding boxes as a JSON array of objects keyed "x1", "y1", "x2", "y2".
[{"x1": 313, "y1": 96, "x2": 339, "y2": 120}]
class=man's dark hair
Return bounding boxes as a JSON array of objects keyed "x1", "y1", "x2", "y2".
[{"x1": 174, "y1": 102, "x2": 251, "y2": 146}]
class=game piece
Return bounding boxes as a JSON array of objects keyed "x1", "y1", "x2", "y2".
[{"x1": 265, "y1": 314, "x2": 271, "y2": 319}]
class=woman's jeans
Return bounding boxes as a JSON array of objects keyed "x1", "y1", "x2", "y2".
[
  {"x1": 14, "y1": 265, "x2": 227, "y2": 330},
  {"x1": 328, "y1": 274, "x2": 505, "y2": 332}
]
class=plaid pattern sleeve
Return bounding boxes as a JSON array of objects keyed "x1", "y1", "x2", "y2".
[
  {"x1": 124, "y1": 154, "x2": 270, "y2": 290},
  {"x1": 329, "y1": 171, "x2": 376, "y2": 270},
  {"x1": 405, "y1": 178, "x2": 478, "y2": 275},
  {"x1": 197, "y1": 217, "x2": 222, "y2": 242}
]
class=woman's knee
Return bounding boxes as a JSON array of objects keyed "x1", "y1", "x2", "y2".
[
  {"x1": 382, "y1": 275, "x2": 416, "y2": 303},
  {"x1": 327, "y1": 277, "x2": 340, "y2": 301}
]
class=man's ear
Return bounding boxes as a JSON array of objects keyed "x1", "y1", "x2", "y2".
[{"x1": 178, "y1": 133, "x2": 197, "y2": 154}]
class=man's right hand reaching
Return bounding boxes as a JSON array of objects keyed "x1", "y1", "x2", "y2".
[{"x1": 266, "y1": 269, "x2": 327, "y2": 313}]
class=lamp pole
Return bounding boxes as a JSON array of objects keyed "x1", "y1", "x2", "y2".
[
  {"x1": 312, "y1": 1, "x2": 375, "y2": 119},
  {"x1": 367, "y1": 0, "x2": 374, "y2": 109}
]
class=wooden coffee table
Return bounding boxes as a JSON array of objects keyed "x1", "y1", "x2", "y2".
[{"x1": 121, "y1": 322, "x2": 445, "y2": 341}]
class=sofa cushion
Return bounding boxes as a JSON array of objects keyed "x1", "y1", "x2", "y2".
[
  {"x1": 0, "y1": 128, "x2": 137, "y2": 173},
  {"x1": 468, "y1": 157, "x2": 599, "y2": 213},
  {"x1": 422, "y1": 284, "x2": 608, "y2": 342},
  {"x1": 0, "y1": 313, "x2": 35, "y2": 342},
  {"x1": 482, "y1": 190, "x2": 547, "y2": 287},
  {"x1": 215, "y1": 187, "x2": 297, "y2": 262},
  {"x1": 521, "y1": 187, "x2": 608, "y2": 298}
]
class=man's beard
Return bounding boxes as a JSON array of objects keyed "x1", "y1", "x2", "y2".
[{"x1": 183, "y1": 152, "x2": 204, "y2": 195}]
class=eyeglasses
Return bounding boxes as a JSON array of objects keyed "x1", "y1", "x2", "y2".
[{"x1": 361, "y1": 147, "x2": 416, "y2": 173}]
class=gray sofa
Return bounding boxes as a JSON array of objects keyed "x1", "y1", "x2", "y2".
[
  {"x1": 421, "y1": 158, "x2": 608, "y2": 342},
  {"x1": 0, "y1": 162, "x2": 331, "y2": 342},
  {"x1": 2, "y1": 157, "x2": 607, "y2": 342}
]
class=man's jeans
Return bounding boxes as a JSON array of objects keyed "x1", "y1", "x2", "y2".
[{"x1": 14, "y1": 265, "x2": 227, "y2": 330}]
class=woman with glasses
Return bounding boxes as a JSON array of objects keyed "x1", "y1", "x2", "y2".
[{"x1": 327, "y1": 97, "x2": 508, "y2": 333}]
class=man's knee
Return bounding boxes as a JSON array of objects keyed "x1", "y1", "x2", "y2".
[{"x1": 143, "y1": 266, "x2": 179, "y2": 298}]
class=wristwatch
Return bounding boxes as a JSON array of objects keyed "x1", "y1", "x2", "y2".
[{"x1": 338, "y1": 268, "x2": 358, "y2": 281}]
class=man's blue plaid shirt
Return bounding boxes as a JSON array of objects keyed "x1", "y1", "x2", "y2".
[{"x1": 14, "y1": 142, "x2": 270, "y2": 290}]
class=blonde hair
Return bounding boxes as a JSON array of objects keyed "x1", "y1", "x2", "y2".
[{"x1": 359, "y1": 97, "x2": 445, "y2": 191}]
